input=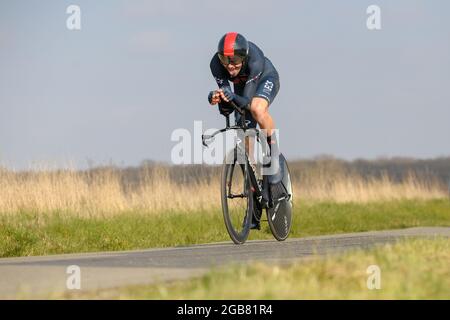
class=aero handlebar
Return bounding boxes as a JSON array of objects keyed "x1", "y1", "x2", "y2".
[{"x1": 202, "y1": 101, "x2": 247, "y2": 147}]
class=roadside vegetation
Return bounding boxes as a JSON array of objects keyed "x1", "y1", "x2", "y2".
[
  {"x1": 0, "y1": 161, "x2": 447, "y2": 217},
  {"x1": 60, "y1": 238, "x2": 450, "y2": 299},
  {"x1": 0, "y1": 159, "x2": 449, "y2": 257},
  {"x1": 1, "y1": 199, "x2": 448, "y2": 257}
]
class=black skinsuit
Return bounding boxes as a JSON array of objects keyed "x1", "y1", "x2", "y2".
[{"x1": 210, "y1": 41, "x2": 280, "y2": 128}]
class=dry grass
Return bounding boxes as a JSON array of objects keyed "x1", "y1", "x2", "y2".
[
  {"x1": 0, "y1": 163, "x2": 447, "y2": 218},
  {"x1": 0, "y1": 166, "x2": 220, "y2": 217},
  {"x1": 300, "y1": 171, "x2": 446, "y2": 202},
  {"x1": 57, "y1": 238, "x2": 450, "y2": 299}
]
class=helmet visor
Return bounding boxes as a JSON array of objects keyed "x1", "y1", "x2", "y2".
[{"x1": 218, "y1": 53, "x2": 245, "y2": 66}]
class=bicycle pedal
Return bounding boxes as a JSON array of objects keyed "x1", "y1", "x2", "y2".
[{"x1": 260, "y1": 195, "x2": 269, "y2": 209}]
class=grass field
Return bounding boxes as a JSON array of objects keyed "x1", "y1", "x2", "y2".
[
  {"x1": 2, "y1": 163, "x2": 449, "y2": 300},
  {"x1": 60, "y1": 238, "x2": 450, "y2": 299},
  {"x1": 0, "y1": 164, "x2": 447, "y2": 217},
  {"x1": 0, "y1": 164, "x2": 449, "y2": 257},
  {"x1": 1, "y1": 199, "x2": 449, "y2": 257}
]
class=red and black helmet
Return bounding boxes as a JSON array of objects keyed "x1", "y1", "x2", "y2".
[{"x1": 217, "y1": 32, "x2": 249, "y2": 66}]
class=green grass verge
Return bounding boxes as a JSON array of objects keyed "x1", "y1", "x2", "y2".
[
  {"x1": 62, "y1": 238, "x2": 450, "y2": 299},
  {"x1": 0, "y1": 199, "x2": 449, "y2": 258}
]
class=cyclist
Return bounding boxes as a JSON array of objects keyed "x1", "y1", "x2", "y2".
[{"x1": 208, "y1": 32, "x2": 282, "y2": 229}]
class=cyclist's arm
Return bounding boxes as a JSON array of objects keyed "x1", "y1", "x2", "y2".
[
  {"x1": 229, "y1": 92, "x2": 250, "y2": 108},
  {"x1": 210, "y1": 55, "x2": 235, "y2": 114},
  {"x1": 210, "y1": 54, "x2": 232, "y2": 91},
  {"x1": 225, "y1": 63, "x2": 263, "y2": 109},
  {"x1": 210, "y1": 54, "x2": 238, "y2": 113},
  {"x1": 213, "y1": 62, "x2": 264, "y2": 109},
  {"x1": 242, "y1": 44, "x2": 265, "y2": 102},
  {"x1": 230, "y1": 44, "x2": 265, "y2": 109}
]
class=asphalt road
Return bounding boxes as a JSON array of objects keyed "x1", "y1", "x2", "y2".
[{"x1": 0, "y1": 227, "x2": 448, "y2": 299}]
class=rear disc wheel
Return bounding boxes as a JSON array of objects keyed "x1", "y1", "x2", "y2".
[{"x1": 266, "y1": 154, "x2": 293, "y2": 241}]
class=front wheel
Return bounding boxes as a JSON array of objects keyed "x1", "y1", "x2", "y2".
[
  {"x1": 221, "y1": 150, "x2": 252, "y2": 244},
  {"x1": 266, "y1": 154, "x2": 293, "y2": 241}
]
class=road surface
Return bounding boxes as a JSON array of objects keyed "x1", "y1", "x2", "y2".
[{"x1": 0, "y1": 227, "x2": 448, "y2": 298}]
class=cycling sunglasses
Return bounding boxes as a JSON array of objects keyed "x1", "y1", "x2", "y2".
[{"x1": 218, "y1": 53, "x2": 245, "y2": 66}]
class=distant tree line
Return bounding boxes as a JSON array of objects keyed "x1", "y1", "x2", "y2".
[{"x1": 110, "y1": 157, "x2": 450, "y2": 189}]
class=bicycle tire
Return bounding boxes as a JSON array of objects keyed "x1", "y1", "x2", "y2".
[
  {"x1": 221, "y1": 150, "x2": 252, "y2": 244},
  {"x1": 266, "y1": 153, "x2": 293, "y2": 241}
]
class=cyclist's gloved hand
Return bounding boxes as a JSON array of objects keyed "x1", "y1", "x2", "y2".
[
  {"x1": 208, "y1": 90, "x2": 221, "y2": 105},
  {"x1": 221, "y1": 88, "x2": 250, "y2": 111},
  {"x1": 208, "y1": 91, "x2": 214, "y2": 104},
  {"x1": 221, "y1": 86, "x2": 235, "y2": 102}
]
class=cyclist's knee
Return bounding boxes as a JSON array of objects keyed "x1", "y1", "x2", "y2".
[{"x1": 250, "y1": 98, "x2": 269, "y2": 122}]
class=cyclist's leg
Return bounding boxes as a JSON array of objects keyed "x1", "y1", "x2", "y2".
[
  {"x1": 251, "y1": 74, "x2": 281, "y2": 183},
  {"x1": 250, "y1": 74, "x2": 280, "y2": 136},
  {"x1": 234, "y1": 83, "x2": 258, "y2": 166},
  {"x1": 234, "y1": 111, "x2": 257, "y2": 171}
]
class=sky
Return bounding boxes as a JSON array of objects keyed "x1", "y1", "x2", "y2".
[{"x1": 1, "y1": 0, "x2": 449, "y2": 169}]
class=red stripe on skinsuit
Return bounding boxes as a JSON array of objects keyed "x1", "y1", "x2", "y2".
[{"x1": 223, "y1": 32, "x2": 238, "y2": 56}]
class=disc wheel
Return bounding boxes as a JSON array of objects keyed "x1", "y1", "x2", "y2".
[{"x1": 266, "y1": 154, "x2": 293, "y2": 241}]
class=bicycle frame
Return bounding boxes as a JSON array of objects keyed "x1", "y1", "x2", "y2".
[
  {"x1": 204, "y1": 103, "x2": 293, "y2": 242},
  {"x1": 201, "y1": 102, "x2": 267, "y2": 206}
]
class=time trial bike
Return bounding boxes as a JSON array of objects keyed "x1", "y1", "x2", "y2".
[{"x1": 202, "y1": 101, "x2": 293, "y2": 244}]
